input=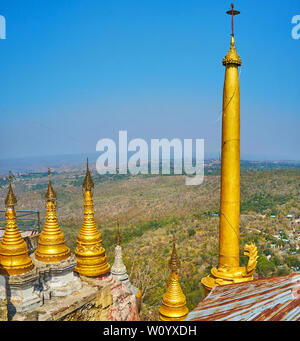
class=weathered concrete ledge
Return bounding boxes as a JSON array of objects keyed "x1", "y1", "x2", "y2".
[
  {"x1": 5, "y1": 266, "x2": 42, "y2": 320},
  {"x1": 11, "y1": 273, "x2": 140, "y2": 321},
  {"x1": 32, "y1": 254, "x2": 82, "y2": 299}
]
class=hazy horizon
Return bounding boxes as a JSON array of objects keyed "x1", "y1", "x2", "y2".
[
  {"x1": 0, "y1": 151, "x2": 299, "y2": 176},
  {"x1": 1, "y1": 150, "x2": 300, "y2": 162}
]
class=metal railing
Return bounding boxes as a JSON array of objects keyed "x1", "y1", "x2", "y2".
[{"x1": 0, "y1": 210, "x2": 40, "y2": 235}]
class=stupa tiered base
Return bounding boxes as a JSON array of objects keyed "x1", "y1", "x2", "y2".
[
  {"x1": 4, "y1": 266, "x2": 42, "y2": 319},
  {"x1": 33, "y1": 254, "x2": 81, "y2": 299},
  {"x1": 74, "y1": 251, "x2": 110, "y2": 278}
]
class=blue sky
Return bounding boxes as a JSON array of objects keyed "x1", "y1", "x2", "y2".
[{"x1": 0, "y1": 0, "x2": 299, "y2": 161}]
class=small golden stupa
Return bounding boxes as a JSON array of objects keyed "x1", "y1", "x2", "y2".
[
  {"x1": 0, "y1": 171, "x2": 33, "y2": 275},
  {"x1": 35, "y1": 169, "x2": 70, "y2": 263},
  {"x1": 159, "y1": 237, "x2": 189, "y2": 321},
  {"x1": 74, "y1": 159, "x2": 110, "y2": 277}
]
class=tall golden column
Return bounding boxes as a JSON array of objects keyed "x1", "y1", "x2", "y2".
[
  {"x1": 35, "y1": 169, "x2": 70, "y2": 263},
  {"x1": 74, "y1": 159, "x2": 110, "y2": 277},
  {"x1": 201, "y1": 4, "x2": 257, "y2": 295},
  {"x1": 0, "y1": 171, "x2": 33, "y2": 275},
  {"x1": 159, "y1": 237, "x2": 189, "y2": 321}
]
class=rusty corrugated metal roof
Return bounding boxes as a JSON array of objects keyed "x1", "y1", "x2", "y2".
[{"x1": 186, "y1": 272, "x2": 300, "y2": 321}]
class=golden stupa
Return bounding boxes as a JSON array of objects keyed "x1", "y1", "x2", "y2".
[
  {"x1": 159, "y1": 237, "x2": 189, "y2": 321},
  {"x1": 0, "y1": 171, "x2": 33, "y2": 275},
  {"x1": 201, "y1": 5, "x2": 257, "y2": 295},
  {"x1": 35, "y1": 169, "x2": 70, "y2": 263},
  {"x1": 74, "y1": 159, "x2": 110, "y2": 277}
]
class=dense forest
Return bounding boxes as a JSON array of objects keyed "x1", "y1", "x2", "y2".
[{"x1": 0, "y1": 165, "x2": 299, "y2": 320}]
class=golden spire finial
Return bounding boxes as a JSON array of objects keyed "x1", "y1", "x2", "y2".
[
  {"x1": 35, "y1": 169, "x2": 70, "y2": 263},
  {"x1": 5, "y1": 171, "x2": 17, "y2": 207},
  {"x1": 82, "y1": 158, "x2": 94, "y2": 191},
  {"x1": 226, "y1": 3, "x2": 240, "y2": 37},
  {"x1": 169, "y1": 235, "x2": 180, "y2": 273},
  {"x1": 74, "y1": 160, "x2": 110, "y2": 277},
  {"x1": 45, "y1": 168, "x2": 56, "y2": 202},
  {"x1": 159, "y1": 236, "x2": 189, "y2": 321},
  {"x1": 0, "y1": 173, "x2": 33, "y2": 275},
  {"x1": 223, "y1": 3, "x2": 241, "y2": 66}
]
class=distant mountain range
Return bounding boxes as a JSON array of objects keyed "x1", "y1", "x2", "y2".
[{"x1": 0, "y1": 152, "x2": 299, "y2": 175}]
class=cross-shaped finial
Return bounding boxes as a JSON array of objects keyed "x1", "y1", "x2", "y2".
[
  {"x1": 9, "y1": 170, "x2": 12, "y2": 184},
  {"x1": 48, "y1": 168, "x2": 51, "y2": 180},
  {"x1": 226, "y1": 3, "x2": 240, "y2": 37}
]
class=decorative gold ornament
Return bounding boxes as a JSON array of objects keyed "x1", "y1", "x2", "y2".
[
  {"x1": 159, "y1": 237, "x2": 189, "y2": 321},
  {"x1": 74, "y1": 159, "x2": 110, "y2": 277},
  {"x1": 35, "y1": 169, "x2": 70, "y2": 263},
  {"x1": 201, "y1": 5, "x2": 257, "y2": 295},
  {"x1": 0, "y1": 171, "x2": 33, "y2": 275},
  {"x1": 222, "y1": 36, "x2": 241, "y2": 66}
]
